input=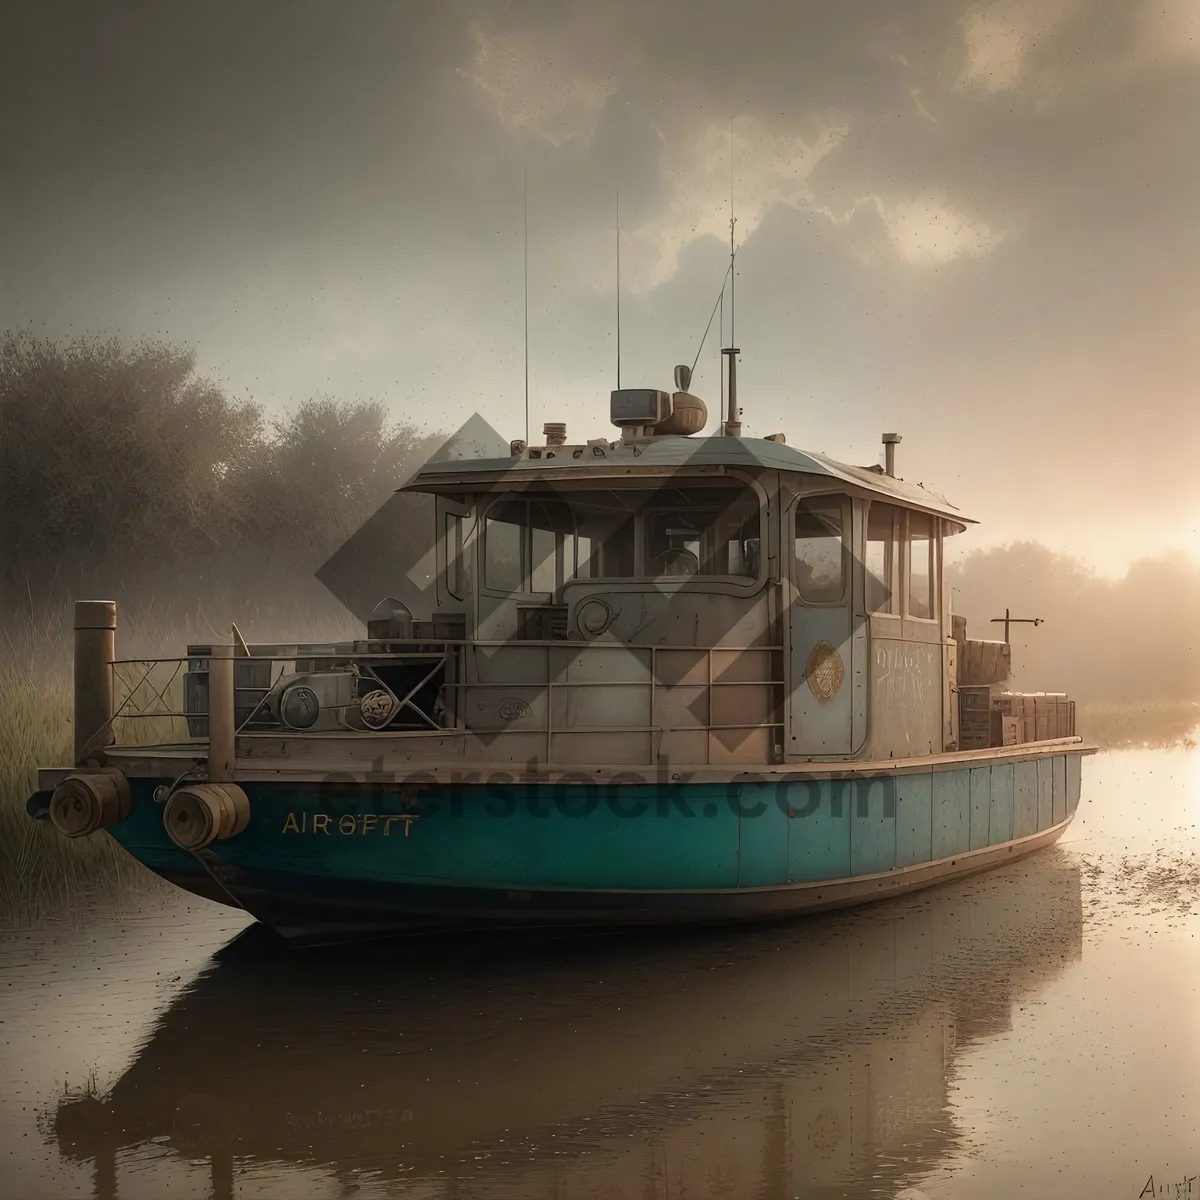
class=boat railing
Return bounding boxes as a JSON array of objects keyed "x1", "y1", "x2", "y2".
[{"x1": 94, "y1": 634, "x2": 785, "y2": 769}]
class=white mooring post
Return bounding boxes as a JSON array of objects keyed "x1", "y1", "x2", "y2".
[
  {"x1": 207, "y1": 644, "x2": 235, "y2": 783},
  {"x1": 74, "y1": 600, "x2": 116, "y2": 764}
]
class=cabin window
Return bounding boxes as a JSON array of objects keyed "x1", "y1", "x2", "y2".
[
  {"x1": 529, "y1": 502, "x2": 559, "y2": 594},
  {"x1": 567, "y1": 484, "x2": 761, "y2": 580},
  {"x1": 484, "y1": 502, "x2": 524, "y2": 593},
  {"x1": 444, "y1": 512, "x2": 464, "y2": 600},
  {"x1": 644, "y1": 492, "x2": 758, "y2": 577},
  {"x1": 483, "y1": 483, "x2": 762, "y2": 586},
  {"x1": 574, "y1": 534, "x2": 593, "y2": 579},
  {"x1": 587, "y1": 512, "x2": 636, "y2": 578},
  {"x1": 907, "y1": 511, "x2": 935, "y2": 619},
  {"x1": 794, "y1": 497, "x2": 847, "y2": 603},
  {"x1": 483, "y1": 498, "x2": 578, "y2": 594},
  {"x1": 866, "y1": 503, "x2": 899, "y2": 614}
]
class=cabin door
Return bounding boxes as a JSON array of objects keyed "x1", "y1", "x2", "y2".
[{"x1": 787, "y1": 494, "x2": 854, "y2": 757}]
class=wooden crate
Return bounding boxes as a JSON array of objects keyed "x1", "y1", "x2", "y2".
[
  {"x1": 958, "y1": 640, "x2": 1011, "y2": 686},
  {"x1": 990, "y1": 691, "x2": 1076, "y2": 744},
  {"x1": 1034, "y1": 701, "x2": 1052, "y2": 742},
  {"x1": 991, "y1": 712, "x2": 1023, "y2": 746},
  {"x1": 958, "y1": 685, "x2": 993, "y2": 750}
]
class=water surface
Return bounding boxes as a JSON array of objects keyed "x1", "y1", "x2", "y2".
[{"x1": 1, "y1": 744, "x2": 1197, "y2": 1199}]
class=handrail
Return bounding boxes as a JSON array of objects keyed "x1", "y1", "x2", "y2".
[
  {"x1": 112, "y1": 642, "x2": 785, "y2": 664},
  {"x1": 109, "y1": 640, "x2": 786, "y2": 768}
]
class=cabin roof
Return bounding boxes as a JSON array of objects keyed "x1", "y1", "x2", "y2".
[{"x1": 403, "y1": 434, "x2": 974, "y2": 526}]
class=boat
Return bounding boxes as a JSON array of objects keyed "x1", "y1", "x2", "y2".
[
  {"x1": 27, "y1": 355, "x2": 1095, "y2": 945},
  {"x1": 48, "y1": 855, "x2": 1082, "y2": 1199}
]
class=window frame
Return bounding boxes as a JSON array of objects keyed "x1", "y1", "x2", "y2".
[
  {"x1": 481, "y1": 476, "x2": 769, "y2": 594},
  {"x1": 444, "y1": 510, "x2": 465, "y2": 600},
  {"x1": 902, "y1": 509, "x2": 940, "y2": 623},
  {"x1": 790, "y1": 491, "x2": 851, "y2": 607},
  {"x1": 865, "y1": 500, "x2": 901, "y2": 617},
  {"x1": 480, "y1": 496, "x2": 583, "y2": 598}
]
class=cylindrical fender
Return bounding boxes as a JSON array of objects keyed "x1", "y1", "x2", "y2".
[
  {"x1": 163, "y1": 783, "x2": 250, "y2": 850},
  {"x1": 48, "y1": 770, "x2": 132, "y2": 838}
]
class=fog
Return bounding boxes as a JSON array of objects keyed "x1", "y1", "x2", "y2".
[{"x1": 1, "y1": 1, "x2": 1196, "y2": 575}]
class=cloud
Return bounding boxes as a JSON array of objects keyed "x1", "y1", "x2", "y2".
[
  {"x1": 628, "y1": 111, "x2": 852, "y2": 291},
  {"x1": 957, "y1": 0, "x2": 1088, "y2": 94},
  {"x1": 462, "y1": 11, "x2": 624, "y2": 147},
  {"x1": 878, "y1": 193, "x2": 1004, "y2": 266},
  {"x1": 0, "y1": 0, "x2": 1196, "y2": 571}
]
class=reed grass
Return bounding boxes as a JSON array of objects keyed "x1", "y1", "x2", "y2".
[
  {"x1": 0, "y1": 591, "x2": 359, "y2": 923},
  {"x1": 0, "y1": 606, "x2": 136, "y2": 922}
]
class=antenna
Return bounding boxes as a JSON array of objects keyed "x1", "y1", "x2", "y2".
[
  {"x1": 730, "y1": 116, "x2": 736, "y2": 350},
  {"x1": 615, "y1": 187, "x2": 622, "y2": 388},
  {"x1": 719, "y1": 287, "x2": 725, "y2": 418},
  {"x1": 523, "y1": 161, "x2": 529, "y2": 445},
  {"x1": 721, "y1": 118, "x2": 741, "y2": 437}
]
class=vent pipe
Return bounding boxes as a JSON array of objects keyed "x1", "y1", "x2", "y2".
[
  {"x1": 721, "y1": 347, "x2": 741, "y2": 437},
  {"x1": 882, "y1": 432, "x2": 902, "y2": 477}
]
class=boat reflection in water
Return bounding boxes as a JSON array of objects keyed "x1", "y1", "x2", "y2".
[{"x1": 52, "y1": 854, "x2": 1082, "y2": 1200}]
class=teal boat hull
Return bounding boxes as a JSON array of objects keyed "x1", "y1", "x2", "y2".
[{"x1": 101, "y1": 749, "x2": 1087, "y2": 945}]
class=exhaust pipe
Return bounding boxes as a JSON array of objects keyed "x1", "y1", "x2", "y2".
[{"x1": 882, "y1": 432, "x2": 902, "y2": 477}]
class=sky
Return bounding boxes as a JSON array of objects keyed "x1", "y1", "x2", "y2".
[{"x1": 2, "y1": 0, "x2": 1197, "y2": 575}]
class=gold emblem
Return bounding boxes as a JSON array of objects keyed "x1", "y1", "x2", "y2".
[{"x1": 805, "y1": 641, "x2": 844, "y2": 704}]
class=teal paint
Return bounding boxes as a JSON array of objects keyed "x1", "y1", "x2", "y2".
[
  {"x1": 736, "y1": 783, "x2": 788, "y2": 887},
  {"x1": 988, "y1": 762, "x2": 1015, "y2": 845},
  {"x1": 969, "y1": 767, "x2": 991, "y2": 851},
  {"x1": 1013, "y1": 761, "x2": 1038, "y2": 838},
  {"x1": 932, "y1": 771, "x2": 970, "y2": 859},
  {"x1": 1066, "y1": 754, "x2": 1082, "y2": 815},
  {"x1": 227, "y1": 782, "x2": 746, "y2": 892},
  {"x1": 1037, "y1": 758, "x2": 1054, "y2": 830},
  {"x1": 850, "y1": 776, "x2": 895, "y2": 876},
  {"x1": 1053, "y1": 756, "x2": 1067, "y2": 824},
  {"x1": 107, "y1": 778, "x2": 196, "y2": 876},
  {"x1": 786, "y1": 779, "x2": 851, "y2": 883},
  {"x1": 97, "y1": 754, "x2": 1084, "y2": 904},
  {"x1": 895, "y1": 773, "x2": 933, "y2": 868}
]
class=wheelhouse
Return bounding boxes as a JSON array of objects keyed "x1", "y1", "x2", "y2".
[{"x1": 396, "y1": 414, "x2": 972, "y2": 767}]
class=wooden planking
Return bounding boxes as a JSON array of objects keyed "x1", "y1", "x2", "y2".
[
  {"x1": 895, "y1": 773, "x2": 933, "y2": 868},
  {"x1": 959, "y1": 639, "x2": 1011, "y2": 685},
  {"x1": 932, "y1": 770, "x2": 970, "y2": 859},
  {"x1": 1053, "y1": 755, "x2": 1067, "y2": 824},
  {"x1": 988, "y1": 761, "x2": 1015, "y2": 845},
  {"x1": 1036, "y1": 757, "x2": 1054, "y2": 829},
  {"x1": 1065, "y1": 753, "x2": 1082, "y2": 815},
  {"x1": 736, "y1": 783, "x2": 789, "y2": 887},
  {"x1": 851, "y1": 777, "x2": 896, "y2": 876},
  {"x1": 969, "y1": 767, "x2": 991, "y2": 850},
  {"x1": 786, "y1": 779, "x2": 852, "y2": 883},
  {"x1": 1013, "y1": 760, "x2": 1038, "y2": 838}
]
